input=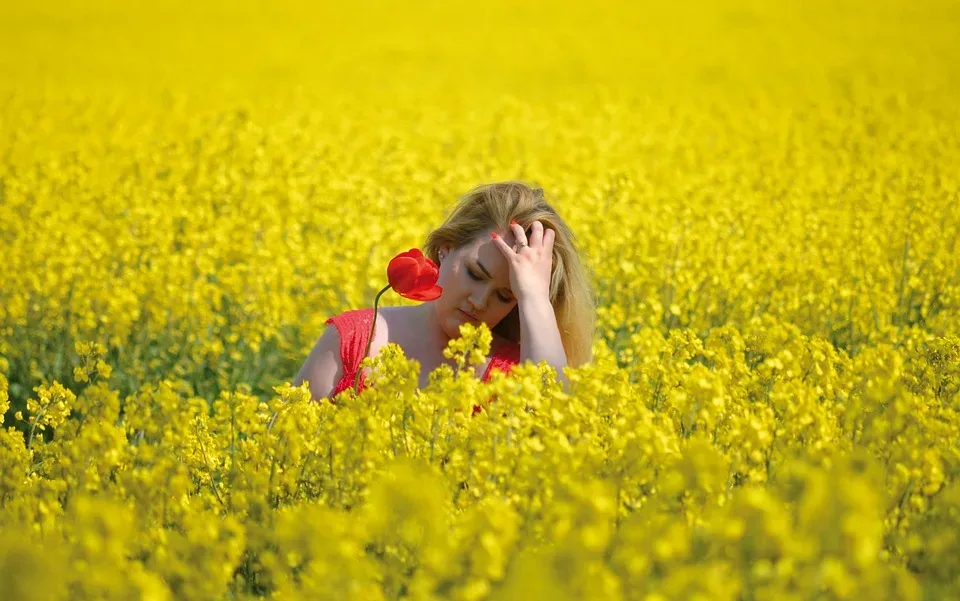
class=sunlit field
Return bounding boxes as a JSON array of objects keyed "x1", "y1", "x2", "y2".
[{"x1": 1, "y1": 0, "x2": 959, "y2": 599}]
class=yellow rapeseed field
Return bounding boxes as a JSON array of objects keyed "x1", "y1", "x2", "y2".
[{"x1": 1, "y1": 0, "x2": 959, "y2": 599}]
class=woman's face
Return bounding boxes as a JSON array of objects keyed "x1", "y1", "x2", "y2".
[{"x1": 434, "y1": 229, "x2": 519, "y2": 340}]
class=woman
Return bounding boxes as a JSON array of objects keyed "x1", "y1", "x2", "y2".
[{"x1": 294, "y1": 181, "x2": 596, "y2": 401}]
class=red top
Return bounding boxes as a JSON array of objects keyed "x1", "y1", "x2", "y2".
[{"x1": 324, "y1": 308, "x2": 522, "y2": 410}]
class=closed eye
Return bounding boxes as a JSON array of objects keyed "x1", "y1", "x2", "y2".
[{"x1": 467, "y1": 269, "x2": 513, "y2": 303}]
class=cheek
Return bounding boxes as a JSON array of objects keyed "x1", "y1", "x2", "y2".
[
  {"x1": 436, "y1": 268, "x2": 454, "y2": 294},
  {"x1": 443, "y1": 268, "x2": 470, "y2": 297},
  {"x1": 442, "y1": 270, "x2": 465, "y2": 298},
  {"x1": 441, "y1": 265, "x2": 465, "y2": 287}
]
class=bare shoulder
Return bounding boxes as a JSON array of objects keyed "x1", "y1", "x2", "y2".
[
  {"x1": 377, "y1": 305, "x2": 430, "y2": 358},
  {"x1": 293, "y1": 323, "x2": 345, "y2": 400},
  {"x1": 370, "y1": 306, "x2": 400, "y2": 346}
]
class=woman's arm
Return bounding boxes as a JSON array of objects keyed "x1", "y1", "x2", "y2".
[
  {"x1": 293, "y1": 327, "x2": 344, "y2": 401},
  {"x1": 489, "y1": 220, "x2": 571, "y2": 393},
  {"x1": 517, "y1": 296, "x2": 570, "y2": 392}
]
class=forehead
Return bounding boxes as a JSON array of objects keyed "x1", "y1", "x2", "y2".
[{"x1": 462, "y1": 231, "x2": 517, "y2": 278}]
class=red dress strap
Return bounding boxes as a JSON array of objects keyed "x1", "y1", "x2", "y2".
[
  {"x1": 482, "y1": 340, "x2": 522, "y2": 382},
  {"x1": 475, "y1": 339, "x2": 522, "y2": 415},
  {"x1": 325, "y1": 308, "x2": 376, "y2": 397}
]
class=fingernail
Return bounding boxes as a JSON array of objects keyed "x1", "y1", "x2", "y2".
[
  {"x1": 491, "y1": 232, "x2": 499, "y2": 239},
  {"x1": 510, "y1": 220, "x2": 518, "y2": 226}
]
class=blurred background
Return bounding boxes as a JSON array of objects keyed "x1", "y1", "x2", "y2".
[
  {"x1": 2, "y1": 0, "x2": 957, "y2": 107},
  {"x1": 1, "y1": 0, "x2": 958, "y2": 405}
]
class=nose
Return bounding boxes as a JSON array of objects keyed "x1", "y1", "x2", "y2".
[{"x1": 468, "y1": 287, "x2": 493, "y2": 314}]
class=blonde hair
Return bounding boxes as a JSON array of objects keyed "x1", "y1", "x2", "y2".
[{"x1": 423, "y1": 181, "x2": 596, "y2": 368}]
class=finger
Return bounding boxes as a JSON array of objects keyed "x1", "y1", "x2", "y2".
[
  {"x1": 509, "y1": 220, "x2": 528, "y2": 247},
  {"x1": 543, "y1": 227, "x2": 556, "y2": 251},
  {"x1": 490, "y1": 231, "x2": 515, "y2": 257},
  {"x1": 528, "y1": 220, "x2": 544, "y2": 247}
]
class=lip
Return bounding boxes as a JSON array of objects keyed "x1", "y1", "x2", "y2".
[{"x1": 459, "y1": 309, "x2": 479, "y2": 322}]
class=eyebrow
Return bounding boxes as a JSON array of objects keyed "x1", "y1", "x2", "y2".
[{"x1": 475, "y1": 260, "x2": 514, "y2": 297}]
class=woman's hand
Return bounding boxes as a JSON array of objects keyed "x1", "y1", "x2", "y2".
[{"x1": 490, "y1": 219, "x2": 555, "y2": 304}]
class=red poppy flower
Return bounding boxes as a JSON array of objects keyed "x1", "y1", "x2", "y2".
[
  {"x1": 386, "y1": 248, "x2": 442, "y2": 301},
  {"x1": 354, "y1": 248, "x2": 443, "y2": 391}
]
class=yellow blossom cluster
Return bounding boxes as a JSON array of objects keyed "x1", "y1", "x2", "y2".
[
  {"x1": 2, "y1": 323, "x2": 959, "y2": 599},
  {"x1": 2, "y1": 0, "x2": 960, "y2": 599}
]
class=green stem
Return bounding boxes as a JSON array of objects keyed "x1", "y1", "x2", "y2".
[
  {"x1": 26, "y1": 403, "x2": 50, "y2": 450},
  {"x1": 353, "y1": 285, "x2": 392, "y2": 391}
]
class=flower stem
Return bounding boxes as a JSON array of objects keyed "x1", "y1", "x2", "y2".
[{"x1": 354, "y1": 285, "x2": 392, "y2": 391}]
